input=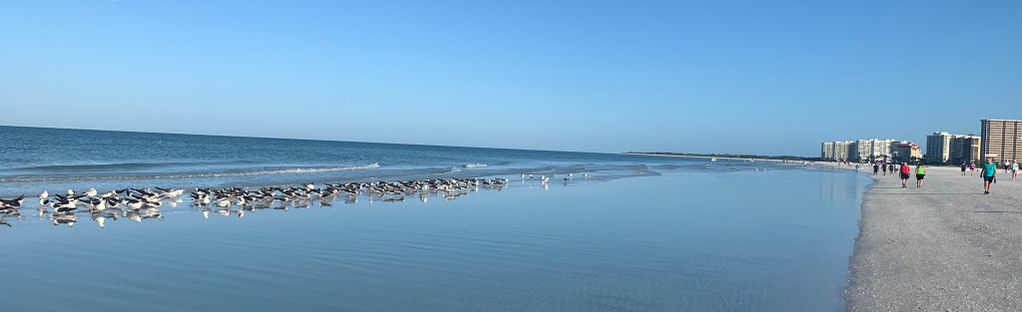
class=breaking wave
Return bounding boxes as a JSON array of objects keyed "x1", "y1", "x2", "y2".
[{"x1": 0, "y1": 162, "x2": 381, "y2": 183}]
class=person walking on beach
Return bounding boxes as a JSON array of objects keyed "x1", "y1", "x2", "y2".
[
  {"x1": 888, "y1": 163, "x2": 895, "y2": 177},
  {"x1": 961, "y1": 162, "x2": 967, "y2": 176},
  {"x1": 915, "y1": 164, "x2": 926, "y2": 188},
  {"x1": 900, "y1": 162, "x2": 911, "y2": 188},
  {"x1": 970, "y1": 161, "x2": 976, "y2": 176},
  {"x1": 982, "y1": 158, "x2": 997, "y2": 195},
  {"x1": 872, "y1": 163, "x2": 880, "y2": 177},
  {"x1": 1012, "y1": 160, "x2": 1019, "y2": 180}
]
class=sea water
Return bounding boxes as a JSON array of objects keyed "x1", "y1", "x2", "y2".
[{"x1": 0, "y1": 126, "x2": 871, "y2": 311}]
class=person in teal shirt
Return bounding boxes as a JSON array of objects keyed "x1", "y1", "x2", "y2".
[{"x1": 981, "y1": 158, "x2": 997, "y2": 195}]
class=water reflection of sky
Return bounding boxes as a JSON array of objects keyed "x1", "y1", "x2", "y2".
[{"x1": 0, "y1": 168, "x2": 865, "y2": 312}]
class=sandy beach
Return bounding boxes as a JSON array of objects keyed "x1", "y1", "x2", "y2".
[{"x1": 847, "y1": 165, "x2": 1022, "y2": 311}]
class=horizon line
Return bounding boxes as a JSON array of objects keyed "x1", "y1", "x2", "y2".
[{"x1": 0, "y1": 123, "x2": 636, "y2": 157}]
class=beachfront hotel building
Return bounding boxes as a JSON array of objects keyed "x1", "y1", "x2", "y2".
[
  {"x1": 926, "y1": 132, "x2": 952, "y2": 163},
  {"x1": 853, "y1": 139, "x2": 894, "y2": 162},
  {"x1": 949, "y1": 134, "x2": 981, "y2": 165},
  {"x1": 926, "y1": 131, "x2": 982, "y2": 164},
  {"x1": 820, "y1": 139, "x2": 895, "y2": 162},
  {"x1": 980, "y1": 119, "x2": 1022, "y2": 162},
  {"x1": 820, "y1": 140, "x2": 853, "y2": 161},
  {"x1": 832, "y1": 141, "x2": 852, "y2": 161},
  {"x1": 890, "y1": 141, "x2": 922, "y2": 163}
]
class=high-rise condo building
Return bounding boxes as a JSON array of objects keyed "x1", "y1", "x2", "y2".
[
  {"x1": 980, "y1": 119, "x2": 1022, "y2": 162},
  {"x1": 821, "y1": 142, "x2": 834, "y2": 160},
  {"x1": 852, "y1": 139, "x2": 893, "y2": 162},
  {"x1": 949, "y1": 134, "x2": 981, "y2": 165},
  {"x1": 891, "y1": 141, "x2": 922, "y2": 163},
  {"x1": 819, "y1": 141, "x2": 853, "y2": 161},
  {"x1": 926, "y1": 132, "x2": 952, "y2": 164}
]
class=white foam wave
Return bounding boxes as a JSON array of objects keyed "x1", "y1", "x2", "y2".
[
  {"x1": 204, "y1": 162, "x2": 381, "y2": 177},
  {"x1": 0, "y1": 162, "x2": 382, "y2": 183}
]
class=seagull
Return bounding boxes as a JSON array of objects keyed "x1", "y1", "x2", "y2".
[
  {"x1": 39, "y1": 190, "x2": 49, "y2": 204},
  {"x1": 156, "y1": 187, "x2": 184, "y2": 198},
  {"x1": 91, "y1": 198, "x2": 107, "y2": 211},
  {"x1": 53, "y1": 201, "x2": 77, "y2": 214},
  {"x1": 126, "y1": 200, "x2": 143, "y2": 210}
]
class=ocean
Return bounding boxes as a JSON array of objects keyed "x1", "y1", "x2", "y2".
[
  {"x1": 1, "y1": 126, "x2": 689, "y2": 197},
  {"x1": 0, "y1": 126, "x2": 872, "y2": 311}
]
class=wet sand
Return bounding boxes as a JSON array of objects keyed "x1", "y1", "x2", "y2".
[{"x1": 847, "y1": 166, "x2": 1022, "y2": 311}]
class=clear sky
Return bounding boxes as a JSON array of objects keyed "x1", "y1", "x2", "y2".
[{"x1": 1, "y1": 1, "x2": 1019, "y2": 155}]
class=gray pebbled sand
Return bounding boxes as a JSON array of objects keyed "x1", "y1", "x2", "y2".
[{"x1": 846, "y1": 166, "x2": 1022, "y2": 311}]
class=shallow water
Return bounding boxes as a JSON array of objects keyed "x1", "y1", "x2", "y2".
[{"x1": 0, "y1": 168, "x2": 870, "y2": 311}]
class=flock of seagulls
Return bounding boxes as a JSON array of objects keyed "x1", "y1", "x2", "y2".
[
  {"x1": 191, "y1": 177, "x2": 502, "y2": 211},
  {"x1": 521, "y1": 173, "x2": 591, "y2": 183},
  {"x1": 0, "y1": 174, "x2": 594, "y2": 229},
  {"x1": 26, "y1": 187, "x2": 182, "y2": 227}
]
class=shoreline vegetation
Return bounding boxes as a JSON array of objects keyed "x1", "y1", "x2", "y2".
[{"x1": 624, "y1": 152, "x2": 812, "y2": 162}]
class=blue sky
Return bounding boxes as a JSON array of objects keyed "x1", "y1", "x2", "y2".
[{"x1": 1, "y1": 1, "x2": 1019, "y2": 155}]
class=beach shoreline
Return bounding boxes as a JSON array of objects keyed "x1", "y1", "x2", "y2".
[{"x1": 845, "y1": 166, "x2": 1022, "y2": 311}]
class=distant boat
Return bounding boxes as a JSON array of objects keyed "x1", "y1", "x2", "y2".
[{"x1": 710, "y1": 157, "x2": 717, "y2": 162}]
